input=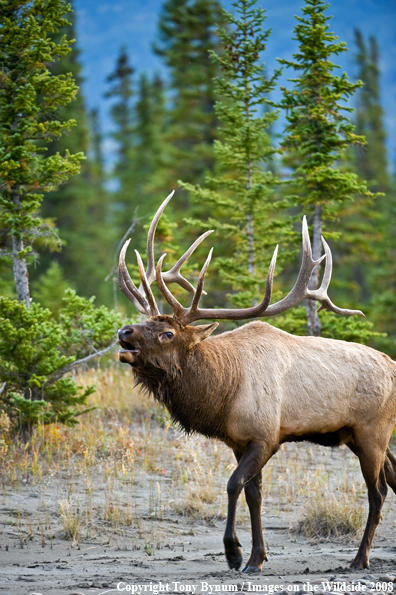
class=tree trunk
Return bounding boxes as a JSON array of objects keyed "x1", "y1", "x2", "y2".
[
  {"x1": 11, "y1": 192, "x2": 31, "y2": 307},
  {"x1": 12, "y1": 234, "x2": 30, "y2": 306},
  {"x1": 305, "y1": 204, "x2": 322, "y2": 336}
]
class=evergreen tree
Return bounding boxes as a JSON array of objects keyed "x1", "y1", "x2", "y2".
[
  {"x1": 0, "y1": 0, "x2": 83, "y2": 305},
  {"x1": 34, "y1": 11, "x2": 112, "y2": 304},
  {"x1": 0, "y1": 0, "x2": 121, "y2": 432},
  {"x1": 105, "y1": 47, "x2": 135, "y2": 236},
  {"x1": 181, "y1": 0, "x2": 285, "y2": 309},
  {"x1": 354, "y1": 30, "x2": 388, "y2": 192},
  {"x1": 351, "y1": 32, "x2": 396, "y2": 356},
  {"x1": 154, "y1": 0, "x2": 225, "y2": 193},
  {"x1": 132, "y1": 73, "x2": 167, "y2": 201},
  {"x1": 89, "y1": 108, "x2": 105, "y2": 194},
  {"x1": 278, "y1": 0, "x2": 377, "y2": 336}
]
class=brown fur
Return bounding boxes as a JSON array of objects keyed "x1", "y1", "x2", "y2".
[{"x1": 118, "y1": 316, "x2": 396, "y2": 572}]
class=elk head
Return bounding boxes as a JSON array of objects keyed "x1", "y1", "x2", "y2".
[
  {"x1": 118, "y1": 315, "x2": 218, "y2": 369},
  {"x1": 117, "y1": 191, "x2": 363, "y2": 362}
]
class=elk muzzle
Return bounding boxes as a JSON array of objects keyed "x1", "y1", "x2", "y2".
[{"x1": 118, "y1": 327, "x2": 140, "y2": 365}]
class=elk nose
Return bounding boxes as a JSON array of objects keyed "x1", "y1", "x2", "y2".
[{"x1": 118, "y1": 328, "x2": 134, "y2": 342}]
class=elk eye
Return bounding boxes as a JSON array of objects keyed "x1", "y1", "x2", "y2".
[{"x1": 160, "y1": 331, "x2": 174, "y2": 340}]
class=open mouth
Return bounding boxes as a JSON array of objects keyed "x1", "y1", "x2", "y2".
[
  {"x1": 118, "y1": 340, "x2": 140, "y2": 364},
  {"x1": 118, "y1": 339, "x2": 139, "y2": 352}
]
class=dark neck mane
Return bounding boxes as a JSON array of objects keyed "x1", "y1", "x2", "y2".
[{"x1": 132, "y1": 338, "x2": 242, "y2": 439}]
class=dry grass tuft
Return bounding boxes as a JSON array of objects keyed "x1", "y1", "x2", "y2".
[
  {"x1": 297, "y1": 489, "x2": 365, "y2": 539},
  {"x1": 58, "y1": 498, "x2": 84, "y2": 543}
]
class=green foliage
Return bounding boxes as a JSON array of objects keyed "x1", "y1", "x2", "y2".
[
  {"x1": 354, "y1": 31, "x2": 389, "y2": 192},
  {"x1": 154, "y1": 0, "x2": 225, "y2": 189},
  {"x1": 181, "y1": 0, "x2": 290, "y2": 308},
  {"x1": 32, "y1": 261, "x2": 73, "y2": 317},
  {"x1": 278, "y1": 0, "x2": 374, "y2": 219},
  {"x1": 273, "y1": 306, "x2": 385, "y2": 344},
  {"x1": 34, "y1": 12, "x2": 113, "y2": 306},
  {"x1": 0, "y1": 0, "x2": 84, "y2": 303},
  {"x1": 106, "y1": 54, "x2": 168, "y2": 243},
  {"x1": 0, "y1": 291, "x2": 122, "y2": 430},
  {"x1": 277, "y1": 0, "x2": 380, "y2": 338}
]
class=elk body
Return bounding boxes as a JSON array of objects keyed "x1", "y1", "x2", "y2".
[{"x1": 117, "y1": 193, "x2": 396, "y2": 572}]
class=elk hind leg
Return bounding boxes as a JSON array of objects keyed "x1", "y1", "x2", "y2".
[
  {"x1": 224, "y1": 442, "x2": 272, "y2": 571},
  {"x1": 351, "y1": 439, "x2": 388, "y2": 569},
  {"x1": 384, "y1": 447, "x2": 396, "y2": 493}
]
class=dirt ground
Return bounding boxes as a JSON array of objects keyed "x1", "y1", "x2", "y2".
[{"x1": 1, "y1": 433, "x2": 396, "y2": 595}]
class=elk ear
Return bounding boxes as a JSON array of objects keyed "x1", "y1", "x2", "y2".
[{"x1": 192, "y1": 322, "x2": 219, "y2": 343}]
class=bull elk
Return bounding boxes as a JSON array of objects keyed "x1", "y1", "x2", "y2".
[{"x1": 117, "y1": 192, "x2": 396, "y2": 572}]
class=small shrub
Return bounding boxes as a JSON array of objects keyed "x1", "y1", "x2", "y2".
[{"x1": 0, "y1": 290, "x2": 123, "y2": 432}]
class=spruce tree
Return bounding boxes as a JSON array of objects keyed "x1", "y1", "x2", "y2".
[
  {"x1": 130, "y1": 73, "x2": 167, "y2": 205},
  {"x1": 0, "y1": 0, "x2": 122, "y2": 432},
  {"x1": 0, "y1": 0, "x2": 83, "y2": 305},
  {"x1": 181, "y1": 0, "x2": 284, "y2": 309},
  {"x1": 35, "y1": 12, "x2": 113, "y2": 304},
  {"x1": 354, "y1": 30, "x2": 388, "y2": 192},
  {"x1": 352, "y1": 32, "x2": 396, "y2": 356},
  {"x1": 105, "y1": 47, "x2": 135, "y2": 237},
  {"x1": 154, "y1": 0, "x2": 225, "y2": 193},
  {"x1": 278, "y1": 0, "x2": 376, "y2": 336}
]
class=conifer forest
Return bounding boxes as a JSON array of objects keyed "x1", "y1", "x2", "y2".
[
  {"x1": 0, "y1": 0, "x2": 395, "y2": 430},
  {"x1": 0, "y1": 0, "x2": 393, "y2": 421}
]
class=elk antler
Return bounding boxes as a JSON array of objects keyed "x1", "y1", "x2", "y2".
[
  {"x1": 118, "y1": 191, "x2": 214, "y2": 315},
  {"x1": 155, "y1": 216, "x2": 364, "y2": 325}
]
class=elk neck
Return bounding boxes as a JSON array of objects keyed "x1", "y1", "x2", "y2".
[{"x1": 132, "y1": 333, "x2": 243, "y2": 440}]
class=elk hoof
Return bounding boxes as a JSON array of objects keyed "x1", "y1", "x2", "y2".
[
  {"x1": 226, "y1": 549, "x2": 242, "y2": 570},
  {"x1": 227, "y1": 553, "x2": 242, "y2": 571},
  {"x1": 242, "y1": 565, "x2": 262, "y2": 574},
  {"x1": 350, "y1": 557, "x2": 369, "y2": 569}
]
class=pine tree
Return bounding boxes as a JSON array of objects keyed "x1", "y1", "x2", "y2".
[
  {"x1": 278, "y1": 0, "x2": 377, "y2": 336},
  {"x1": 130, "y1": 73, "x2": 167, "y2": 204},
  {"x1": 0, "y1": 0, "x2": 83, "y2": 305},
  {"x1": 89, "y1": 108, "x2": 105, "y2": 194},
  {"x1": 181, "y1": 0, "x2": 285, "y2": 309},
  {"x1": 105, "y1": 47, "x2": 135, "y2": 237},
  {"x1": 352, "y1": 32, "x2": 396, "y2": 356},
  {"x1": 354, "y1": 30, "x2": 388, "y2": 192},
  {"x1": 33, "y1": 11, "x2": 113, "y2": 304},
  {"x1": 0, "y1": 0, "x2": 121, "y2": 432},
  {"x1": 154, "y1": 0, "x2": 225, "y2": 193}
]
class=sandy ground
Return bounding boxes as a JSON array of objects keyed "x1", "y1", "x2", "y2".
[{"x1": 1, "y1": 440, "x2": 396, "y2": 595}]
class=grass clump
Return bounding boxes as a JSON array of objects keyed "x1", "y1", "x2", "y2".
[
  {"x1": 298, "y1": 489, "x2": 364, "y2": 539},
  {"x1": 58, "y1": 498, "x2": 84, "y2": 543}
]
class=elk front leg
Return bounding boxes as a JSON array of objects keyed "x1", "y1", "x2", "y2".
[
  {"x1": 242, "y1": 471, "x2": 267, "y2": 573},
  {"x1": 233, "y1": 452, "x2": 267, "y2": 573},
  {"x1": 224, "y1": 442, "x2": 272, "y2": 571}
]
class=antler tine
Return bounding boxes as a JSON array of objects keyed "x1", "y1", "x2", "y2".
[
  {"x1": 135, "y1": 250, "x2": 160, "y2": 317},
  {"x1": 145, "y1": 190, "x2": 175, "y2": 285},
  {"x1": 118, "y1": 239, "x2": 151, "y2": 316},
  {"x1": 171, "y1": 217, "x2": 363, "y2": 325},
  {"x1": 156, "y1": 254, "x2": 186, "y2": 318},
  {"x1": 176, "y1": 245, "x2": 277, "y2": 325},
  {"x1": 318, "y1": 236, "x2": 332, "y2": 291},
  {"x1": 310, "y1": 237, "x2": 365, "y2": 317},
  {"x1": 265, "y1": 244, "x2": 278, "y2": 306},
  {"x1": 162, "y1": 230, "x2": 214, "y2": 295},
  {"x1": 189, "y1": 248, "x2": 213, "y2": 315}
]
